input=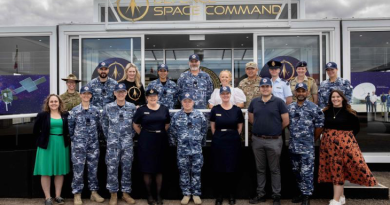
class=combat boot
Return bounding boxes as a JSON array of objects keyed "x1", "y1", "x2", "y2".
[
  {"x1": 91, "y1": 191, "x2": 105, "y2": 203},
  {"x1": 123, "y1": 192, "x2": 136, "y2": 204},
  {"x1": 193, "y1": 196, "x2": 202, "y2": 205},
  {"x1": 74, "y1": 194, "x2": 83, "y2": 205},
  {"x1": 181, "y1": 196, "x2": 191, "y2": 205},
  {"x1": 109, "y1": 193, "x2": 118, "y2": 205},
  {"x1": 301, "y1": 195, "x2": 310, "y2": 205}
]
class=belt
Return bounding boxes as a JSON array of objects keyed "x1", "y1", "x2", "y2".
[
  {"x1": 144, "y1": 129, "x2": 162, "y2": 133},
  {"x1": 253, "y1": 134, "x2": 280, "y2": 139},
  {"x1": 50, "y1": 133, "x2": 63, "y2": 136},
  {"x1": 218, "y1": 129, "x2": 236, "y2": 132}
]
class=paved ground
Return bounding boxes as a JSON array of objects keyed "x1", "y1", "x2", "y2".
[
  {"x1": 0, "y1": 198, "x2": 389, "y2": 205},
  {"x1": 0, "y1": 172, "x2": 389, "y2": 205}
]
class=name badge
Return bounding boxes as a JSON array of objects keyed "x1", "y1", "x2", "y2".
[
  {"x1": 216, "y1": 114, "x2": 222, "y2": 116},
  {"x1": 144, "y1": 112, "x2": 150, "y2": 115}
]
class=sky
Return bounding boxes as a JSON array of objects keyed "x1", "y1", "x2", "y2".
[{"x1": 0, "y1": 0, "x2": 389, "y2": 26}]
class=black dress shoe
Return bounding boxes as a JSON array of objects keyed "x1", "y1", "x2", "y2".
[
  {"x1": 291, "y1": 195, "x2": 302, "y2": 203},
  {"x1": 249, "y1": 195, "x2": 266, "y2": 204},
  {"x1": 273, "y1": 195, "x2": 281, "y2": 205},
  {"x1": 147, "y1": 196, "x2": 155, "y2": 205},
  {"x1": 228, "y1": 198, "x2": 236, "y2": 205},
  {"x1": 215, "y1": 198, "x2": 223, "y2": 205},
  {"x1": 301, "y1": 195, "x2": 310, "y2": 205}
]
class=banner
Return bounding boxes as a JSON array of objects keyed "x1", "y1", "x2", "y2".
[{"x1": 0, "y1": 75, "x2": 49, "y2": 115}]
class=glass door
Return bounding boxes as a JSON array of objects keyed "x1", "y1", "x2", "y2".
[
  {"x1": 79, "y1": 35, "x2": 144, "y2": 85},
  {"x1": 254, "y1": 32, "x2": 324, "y2": 85}
]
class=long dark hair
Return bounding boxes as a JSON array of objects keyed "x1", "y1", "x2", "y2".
[{"x1": 323, "y1": 90, "x2": 357, "y2": 116}]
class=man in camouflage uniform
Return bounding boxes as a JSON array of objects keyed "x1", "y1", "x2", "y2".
[
  {"x1": 169, "y1": 92, "x2": 208, "y2": 205},
  {"x1": 289, "y1": 61, "x2": 318, "y2": 104},
  {"x1": 177, "y1": 54, "x2": 213, "y2": 109},
  {"x1": 60, "y1": 74, "x2": 81, "y2": 111},
  {"x1": 318, "y1": 62, "x2": 353, "y2": 109},
  {"x1": 287, "y1": 83, "x2": 324, "y2": 205},
  {"x1": 147, "y1": 63, "x2": 178, "y2": 109},
  {"x1": 238, "y1": 62, "x2": 261, "y2": 109},
  {"x1": 101, "y1": 83, "x2": 137, "y2": 205},
  {"x1": 68, "y1": 85, "x2": 105, "y2": 205},
  {"x1": 87, "y1": 61, "x2": 118, "y2": 110}
]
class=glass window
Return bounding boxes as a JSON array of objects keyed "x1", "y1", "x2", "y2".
[
  {"x1": 165, "y1": 49, "x2": 232, "y2": 89},
  {"x1": 145, "y1": 50, "x2": 164, "y2": 87},
  {"x1": 0, "y1": 36, "x2": 50, "y2": 115},
  {"x1": 350, "y1": 31, "x2": 390, "y2": 152},
  {"x1": 71, "y1": 39, "x2": 79, "y2": 78},
  {"x1": 257, "y1": 35, "x2": 320, "y2": 83},
  {"x1": 81, "y1": 37, "x2": 141, "y2": 85},
  {"x1": 234, "y1": 49, "x2": 254, "y2": 87},
  {"x1": 0, "y1": 36, "x2": 50, "y2": 75}
]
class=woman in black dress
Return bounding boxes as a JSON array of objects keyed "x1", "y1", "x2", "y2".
[
  {"x1": 133, "y1": 89, "x2": 170, "y2": 205},
  {"x1": 210, "y1": 86, "x2": 244, "y2": 205}
]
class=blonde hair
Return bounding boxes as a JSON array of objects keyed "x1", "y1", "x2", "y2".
[
  {"x1": 42, "y1": 94, "x2": 65, "y2": 113},
  {"x1": 123, "y1": 63, "x2": 142, "y2": 88},
  {"x1": 219, "y1": 70, "x2": 232, "y2": 86}
]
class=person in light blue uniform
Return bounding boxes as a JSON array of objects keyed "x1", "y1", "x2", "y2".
[
  {"x1": 177, "y1": 54, "x2": 213, "y2": 109},
  {"x1": 169, "y1": 92, "x2": 208, "y2": 205},
  {"x1": 147, "y1": 63, "x2": 178, "y2": 109},
  {"x1": 86, "y1": 61, "x2": 118, "y2": 110},
  {"x1": 68, "y1": 86, "x2": 105, "y2": 205},
  {"x1": 318, "y1": 62, "x2": 353, "y2": 109},
  {"x1": 268, "y1": 60, "x2": 293, "y2": 104},
  {"x1": 101, "y1": 83, "x2": 137, "y2": 205},
  {"x1": 287, "y1": 83, "x2": 324, "y2": 205}
]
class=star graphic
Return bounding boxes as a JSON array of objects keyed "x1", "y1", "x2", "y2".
[{"x1": 126, "y1": 0, "x2": 141, "y2": 17}]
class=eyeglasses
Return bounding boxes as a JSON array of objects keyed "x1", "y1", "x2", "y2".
[
  {"x1": 119, "y1": 114, "x2": 124, "y2": 122},
  {"x1": 86, "y1": 118, "x2": 91, "y2": 126}
]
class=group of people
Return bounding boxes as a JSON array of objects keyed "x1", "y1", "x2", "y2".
[
  {"x1": 366, "y1": 91, "x2": 390, "y2": 116},
  {"x1": 32, "y1": 54, "x2": 377, "y2": 205}
]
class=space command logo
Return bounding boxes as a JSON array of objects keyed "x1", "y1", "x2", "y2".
[
  {"x1": 260, "y1": 56, "x2": 301, "y2": 81},
  {"x1": 117, "y1": 0, "x2": 150, "y2": 22},
  {"x1": 91, "y1": 58, "x2": 131, "y2": 82}
]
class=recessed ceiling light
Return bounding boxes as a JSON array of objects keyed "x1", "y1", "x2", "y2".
[
  {"x1": 297, "y1": 36, "x2": 300, "y2": 37},
  {"x1": 97, "y1": 39, "x2": 100, "y2": 40},
  {"x1": 360, "y1": 35, "x2": 363, "y2": 37},
  {"x1": 110, "y1": 46, "x2": 112, "y2": 48},
  {"x1": 147, "y1": 38, "x2": 149, "y2": 40},
  {"x1": 285, "y1": 44, "x2": 288, "y2": 46},
  {"x1": 246, "y1": 36, "x2": 249, "y2": 39},
  {"x1": 39, "y1": 39, "x2": 42, "y2": 41},
  {"x1": 387, "y1": 42, "x2": 389, "y2": 44},
  {"x1": 241, "y1": 44, "x2": 244, "y2": 46},
  {"x1": 197, "y1": 45, "x2": 199, "y2": 47},
  {"x1": 153, "y1": 45, "x2": 156, "y2": 47}
]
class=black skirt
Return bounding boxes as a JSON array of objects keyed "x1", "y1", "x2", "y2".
[
  {"x1": 137, "y1": 129, "x2": 168, "y2": 173},
  {"x1": 211, "y1": 130, "x2": 241, "y2": 173}
]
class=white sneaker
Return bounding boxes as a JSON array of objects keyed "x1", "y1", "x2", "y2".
[
  {"x1": 340, "y1": 195, "x2": 346, "y2": 204},
  {"x1": 329, "y1": 199, "x2": 342, "y2": 205}
]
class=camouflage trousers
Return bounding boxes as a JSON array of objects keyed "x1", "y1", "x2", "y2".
[
  {"x1": 290, "y1": 151, "x2": 315, "y2": 196},
  {"x1": 71, "y1": 140, "x2": 100, "y2": 194},
  {"x1": 105, "y1": 145, "x2": 134, "y2": 193},
  {"x1": 177, "y1": 153, "x2": 204, "y2": 196}
]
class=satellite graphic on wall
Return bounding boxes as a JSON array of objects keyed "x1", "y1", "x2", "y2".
[{"x1": 0, "y1": 75, "x2": 50, "y2": 115}]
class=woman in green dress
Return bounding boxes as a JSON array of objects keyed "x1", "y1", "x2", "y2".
[{"x1": 33, "y1": 94, "x2": 71, "y2": 205}]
